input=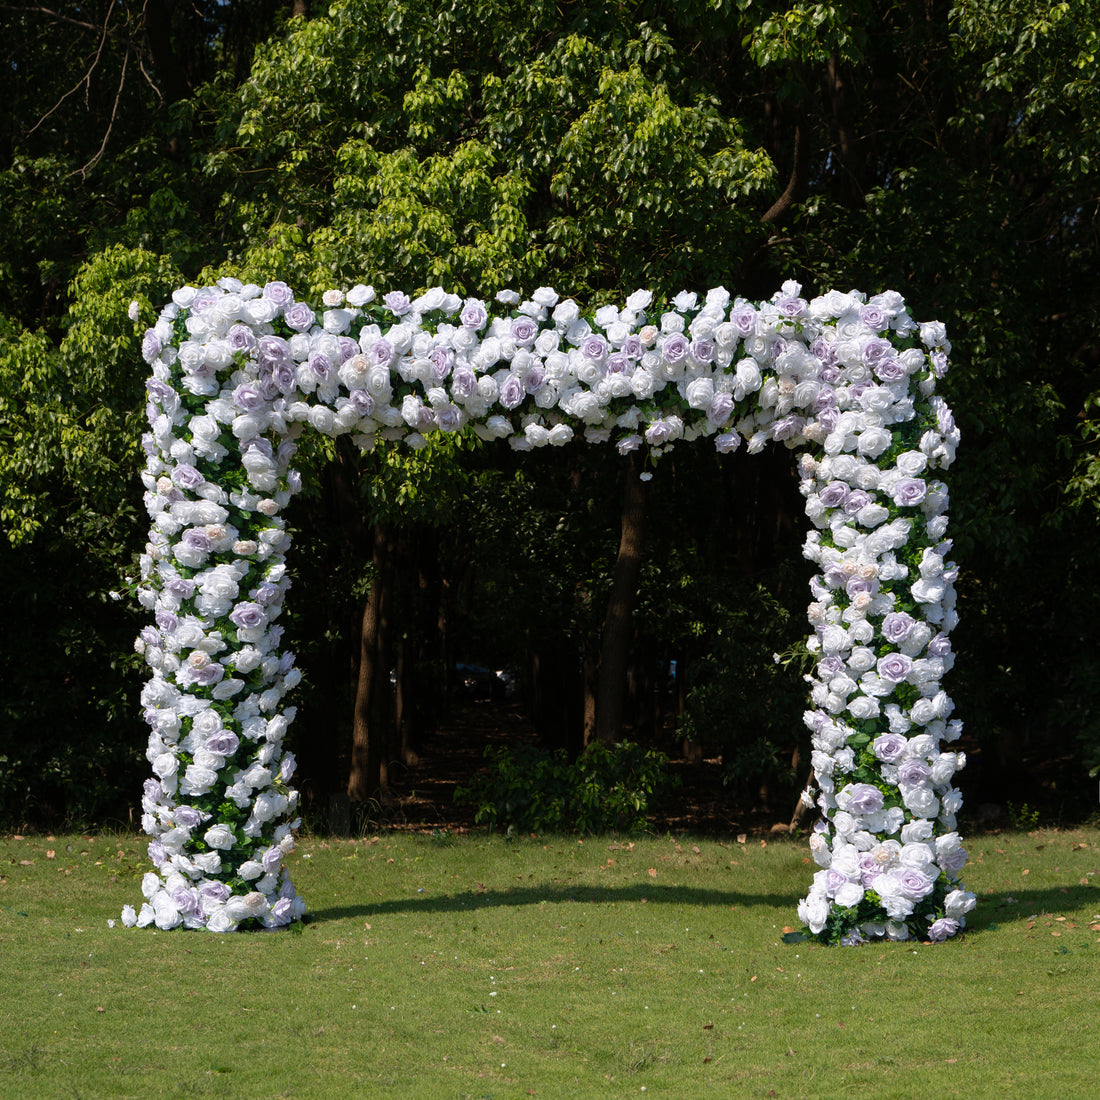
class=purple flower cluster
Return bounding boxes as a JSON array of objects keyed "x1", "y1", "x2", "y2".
[{"x1": 130, "y1": 276, "x2": 971, "y2": 942}]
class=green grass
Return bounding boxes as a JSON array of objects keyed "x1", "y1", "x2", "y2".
[{"x1": 1, "y1": 827, "x2": 1098, "y2": 1099}]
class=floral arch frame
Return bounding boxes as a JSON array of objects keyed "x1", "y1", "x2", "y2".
[{"x1": 127, "y1": 278, "x2": 974, "y2": 945}]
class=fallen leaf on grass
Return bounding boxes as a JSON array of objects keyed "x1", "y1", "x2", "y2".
[
  {"x1": 736, "y1": 834, "x2": 747, "y2": 844},
  {"x1": 18, "y1": 860, "x2": 33, "y2": 866},
  {"x1": 46, "y1": 850, "x2": 55, "y2": 860},
  {"x1": 647, "y1": 868, "x2": 657, "y2": 878},
  {"x1": 1021, "y1": 868, "x2": 1030, "y2": 875}
]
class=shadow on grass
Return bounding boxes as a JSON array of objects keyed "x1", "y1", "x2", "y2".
[
  {"x1": 967, "y1": 885, "x2": 1099, "y2": 932},
  {"x1": 307, "y1": 882, "x2": 800, "y2": 925}
]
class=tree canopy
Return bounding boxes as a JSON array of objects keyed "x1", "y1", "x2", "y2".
[{"x1": 2, "y1": 0, "x2": 1098, "y2": 826}]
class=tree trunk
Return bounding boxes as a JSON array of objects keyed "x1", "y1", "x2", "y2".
[
  {"x1": 594, "y1": 453, "x2": 648, "y2": 745},
  {"x1": 347, "y1": 524, "x2": 394, "y2": 801}
]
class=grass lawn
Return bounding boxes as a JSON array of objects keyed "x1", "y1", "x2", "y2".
[{"x1": 1, "y1": 825, "x2": 1098, "y2": 1099}]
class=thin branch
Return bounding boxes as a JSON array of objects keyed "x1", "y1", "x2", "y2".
[
  {"x1": 77, "y1": 46, "x2": 127, "y2": 179},
  {"x1": 27, "y1": 0, "x2": 117, "y2": 136}
]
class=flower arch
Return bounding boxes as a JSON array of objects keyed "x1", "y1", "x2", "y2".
[{"x1": 126, "y1": 278, "x2": 974, "y2": 944}]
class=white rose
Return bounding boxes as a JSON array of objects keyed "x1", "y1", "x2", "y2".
[
  {"x1": 204, "y1": 824, "x2": 236, "y2": 850},
  {"x1": 797, "y1": 891, "x2": 830, "y2": 934}
]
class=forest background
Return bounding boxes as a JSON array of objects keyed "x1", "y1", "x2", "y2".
[{"x1": 2, "y1": 0, "x2": 1098, "y2": 832}]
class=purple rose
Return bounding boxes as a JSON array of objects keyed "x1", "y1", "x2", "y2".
[
  {"x1": 227, "y1": 323, "x2": 257, "y2": 353},
  {"x1": 817, "y1": 406, "x2": 841, "y2": 432},
  {"x1": 897, "y1": 759, "x2": 932, "y2": 786},
  {"x1": 430, "y1": 347, "x2": 454, "y2": 380},
  {"x1": 859, "y1": 304, "x2": 889, "y2": 331},
  {"x1": 460, "y1": 299, "x2": 488, "y2": 329},
  {"x1": 257, "y1": 335, "x2": 291, "y2": 368},
  {"x1": 859, "y1": 853, "x2": 879, "y2": 887},
  {"x1": 204, "y1": 730, "x2": 240, "y2": 756},
  {"x1": 817, "y1": 655, "x2": 845, "y2": 679},
  {"x1": 172, "y1": 463, "x2": 205, "y2": 490},
  {"x1": 451, "y1": 366, "x2": 476, "y2": 399},
  {"x1": 861, "y1": 337, "x2": 893, "y2": 367},
  {"x1": 813, "y1": 386, "x2": 838, "y2": 414},
  {"x1": 877, "y1": 653, "x2": 914, "y2": 683},
  {"x1": 729, "y1": 304, "x2": 756, "y2": 336},
  {"x1": 146, "y1": 378, "x2": 175, "y2": 404},
  {"x1": 261, "y1": 845, "x2": 284, "y2": 873},
  {"x1": 881, "y1": 612, "x2": 916, "y2": 644},
  {"x1": 660, "y1": 333, "x2": 689, "y2": 364},
  {"x1": 269, "y1": 897, "x2": 294, "y2": 926},
  {"x1": 606, "y1": 353, "x2": 630, "y2": 375},
  {"x1": 272, "y1": 360, "x2": 296, "y2": 395},
  {"x1": 229, "y1": 602, "x2": 266, "y2": 630},
  {"x1": 843, "y1": 783, "x2": 885, "y2": 815},
  {"x1": 199, "y1": 881, "x2": 232, "y2": 903},
  {"x1": 582, "y1": 334, "x2": 608, "y2": 362},
  {"x1": 707, "y1": 392, "x2": 734, "y2": 426},
  {"x1": 818, "y1": 481, "x2": 850, "y2": 509},
  {"x1": 645, "y1": 418, "x2": 674, "y2": 445},
  {"x1": 771, "y1": 415, "x2": 805, "y2": 441},
  {"x1": 175, "y1": 805, "x2": 203, "y2": 828},
  {"x1": 233, "y1": 383, "x2": 265, "y2": 412},
  {"x1": 190, "y1": 662, "x2": 224, "y2": 686},
  {"x1": 927, "y1": 917, "x2": 960, "y2": 941},
  {"x1": 523, "y1": 366, "x2": 547, "y2": 393},
  {"x1": 347, "y1": 389, "x2": 374, "y2": 416},
  {"x1": 846, "y1": 575, "x2": 875, "y2": 598},
  {"x1": 283, "y1": 302, "x2": 315, "y2": 332},
  {"x1": 511, "y1": 317, "x2": 538, "y2": 345},
  {"x1": 499, "y1": 373, "x2": 525, "y2": 410},
  {"x1": 811, "y1": 336, "x2": 839, "y2": 368},
  {"x1": 171, "y1": 886, "x2": 200, "y2": 915},
  {"x1": 843, "y1": 489, "x2": 871, "y2": 515},
  {"x1": 775, "y1": 294, "x2": 806, "y2": 319},
  {"x1": 872, "y1": 733, "x2": 908, "y2": 763},
  {"x1": 383, "y1": 291, "x2": 411, "y2": 316},
  {"x1": 182, "y1": 528, "x2": 213, "y2": 553},
  {"x1": 191, "y1": 290, "x2": 218, "y2": 315},
  {"x1": 892, "y1": 478, "x2": 927, "y2": 507},
  {"x1": 167, "y1": 577, "x2": 195, "y2": 599},
  {"x1": 309, "y1": 352, "x2": 333, "y2": 382},
  {"x1": 691, "y1": 339, "x2": 715, "y2": 364},
  {"x1": 263, "y1": 281, "x2": 294, "y2": 306},
  {"x1": 142, "y1": 330, "x2": 162, "y2": 364},
  {"x1": 874, "y1": 356, "x2": 906, "y2": 382},
  {"x1": 896, "y1": 867, "x2": 935, "y2": 900},
  {"x1": 927, "y1": 633, "x2": 952, "y2": 658},
  {"x1": 435, "y1": 404, "x2": 461, "y2": 432},
  {"x1": 369, "y1": 339, "x2": 394, "y2": 368}
]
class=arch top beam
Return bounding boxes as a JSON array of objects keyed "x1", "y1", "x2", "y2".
[{"x1": 127, "y1": 278, "x2": 973, "y2": 944}]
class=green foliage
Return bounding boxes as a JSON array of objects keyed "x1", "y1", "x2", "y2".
[
  {"x1": 5, "y1": 0, "x2": 1100, "y2": 822},
  {"x1": 456, "y1": 740, "x2": 677, "y2": 834},
  {"x1": 675, "y1": 570, "x2": 810, "y2": 804}
]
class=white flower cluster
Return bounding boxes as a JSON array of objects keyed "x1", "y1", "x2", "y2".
[{"x1": 130, "y1": 276, "x2": 970, "y2": 940}]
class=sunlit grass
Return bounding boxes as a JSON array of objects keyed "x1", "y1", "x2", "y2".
[{"x1": 1, "y1": 827, "x2": 1098, "y2": 1098}]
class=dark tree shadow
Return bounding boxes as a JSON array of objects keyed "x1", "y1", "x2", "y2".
[{"x1": 306, "y1": 882, "x2": 800, "y2": 924}]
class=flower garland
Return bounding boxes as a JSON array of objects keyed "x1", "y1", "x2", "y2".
[{"x1": 128, "y1": 277, "x2": 973, "y2": 942}]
